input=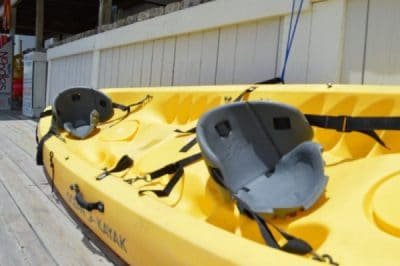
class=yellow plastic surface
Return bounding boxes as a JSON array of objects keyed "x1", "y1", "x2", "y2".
[
  {"x1": 38, "y1": 84, "x2": 400, "y2": 265},
  {"x1": 372, "y1": 176, "x2": 400, "y2": 237}
]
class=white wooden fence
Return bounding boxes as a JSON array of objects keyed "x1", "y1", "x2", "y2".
[{"x1": 46, "y1": 0, "x2": 400, "y2": 104}]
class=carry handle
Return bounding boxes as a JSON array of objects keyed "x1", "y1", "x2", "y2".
[{"x1": 70, "y1": 184, "x2": 104, "y2": 212}]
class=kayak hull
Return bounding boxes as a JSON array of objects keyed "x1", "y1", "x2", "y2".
[{"x1": 38, "y1": 84, "x2": 400, "y2": 265}]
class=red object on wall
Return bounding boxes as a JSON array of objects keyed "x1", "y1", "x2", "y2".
[
  {"x1": 0, "y1": 35, "x2": 9, "y2": 48},
  {"x1": 12, "y1": 78, "x2": 22, "y2": 100}
]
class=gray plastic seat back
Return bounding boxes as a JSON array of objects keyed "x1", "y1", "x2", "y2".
[
  {"x1": 54, "y1": 87, "x2": 114, "y2": 138},
  {"x1": 197, "y1": 101, "x2": 313, "y2": 193},
  {"x1": 197, "y1": 101, "x2": 327, "y2": 215}
]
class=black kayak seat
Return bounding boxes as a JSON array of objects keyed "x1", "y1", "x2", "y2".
[
  {"x1": 196, "y1": 101, "x2": 328, "y2": 215},
  {"x1": 54, "y1": 87, "x2": 114, "y2": 139}
]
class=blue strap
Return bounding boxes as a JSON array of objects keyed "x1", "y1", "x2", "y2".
[{"x1": 281, "y1": 0, "x2": 305, "y2": 82}]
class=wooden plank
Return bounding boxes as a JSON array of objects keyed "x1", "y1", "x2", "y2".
[
  {"x1": 364, "y1": 0, "x2": 400, "y2": 84},
  {"x1": 0, "y1": 179, "x2": 56, "y2": 265},
  {"x1": 0, "y1": 114, "x2": 124, "y2": 265},
  {"x1": 0, "y1": 118, "x2": 37, "y2": 158},
  {"x1": 185, "y1": 32, "x2": 203, "y2": 85},
  {"x1": 340, "y1": 0, "x2": 368, "y2": 83},
  {"x1": 173, "y1": 34, "x2": 189, "y2": 86},
  {"x1": 0, "y1": 148, "x2": 113, "y2": 265},
  {"x1": 141, "y1": 41, "x2": 154, "y2": 87},
  {"x1": 233, "y1": 22, "x2": 258, "y2": 83},
  {"x1": 132, "y1": 42, "x2": 144, "y2": 87},
  {"x1": 161, "y1": 37, "x2": 176, "y2": 86},
  {"x1": 216, "y1": 25, "x2": 237, "y2": 84},
  {"x1": 306, "y1": 0, "x2": 346, "y2": 83},
  {"x1": 150, "y1": 39, "x2": 165, "y2": 86}
]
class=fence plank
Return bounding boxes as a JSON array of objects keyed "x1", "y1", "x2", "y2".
[
  {"x1": 186, "y1": 32, "x2": 203, "y2": 85},
  {"x1": 173, "y1": 34, "x2": 190, "y2": 86},
  {"x1": 132, "y1": 42, "x2": 144, "y2": 87},
  {"x1": 151, "y1": 39, "x2": 165, "y2": 86},
  {"x1": 199, "y1": 29, "x2": 219, "y2": 84},
  {"x1": 216, "y1": 25, "x2": 237, "y2": 84},
  {"x1": 364, "y1": 0, "x2": 400, "y2": 84},
  {"x1": 233, "y1": 22, "x2": 258, "y2": 83},
  {"x1": 307, "y1": 0, "x2": 346, "y2": 83},
  {"x1": 161, "y1": 37, "x2": 176, "y2": 86}
]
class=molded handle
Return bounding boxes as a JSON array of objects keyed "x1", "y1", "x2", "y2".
[{"x1": 70, "y1": 184, "x2": 104, "y2": 212}]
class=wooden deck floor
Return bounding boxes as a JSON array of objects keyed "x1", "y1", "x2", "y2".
[{"x1": 0, "y1": 111, "x2": 123, "y2": 266}]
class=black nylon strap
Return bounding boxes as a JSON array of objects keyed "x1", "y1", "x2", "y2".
[
  {"x1": 139, "y1": 153, "x2": 202, "y2": 197},
  {"x1": 255, "y1": 77, "x2": 284, "y2": 84},
  {"x1": 36, "y1": 110, "x2": 57, "y2": 165},
  {"x1": 236, "y1": 199, "x2": 313, "y2": 255},
  {"x1": 148, "y1": 153, "x2": 202, "y2": 180},
  {"x1": 112, "y1": 94, "x2": 153, "y2": 114},
  {"x1": 234, "y1": 86, "x2": 257, "y2": 102},
  {"x1": 36, "y1": 129, "x2": 54, "y2": 165},
  {"x1": 40, "y1": 109, "x2": 53, "y2": 118},
  {"x1": 179, "y1": 137, "x2": 198, "y2": 153},
  {"x1": 305, "y1": 114, "x2": 400, "y2": 147},
  {"x1": 174, "y1": 127, "x2": 196, "y2": 134},
  {"x1": 96, "y1": 155, "x2": 134, "y2": 180},
  {"x1": 305, "y1": 114, "x2": 400, "y2": 131}
]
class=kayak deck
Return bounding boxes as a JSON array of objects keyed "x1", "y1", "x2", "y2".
[
  {"x1": 38, "y1": 85, "x2": 400, "y2": 265},
  {"x1": 0, "y1": 111, "x2": 122, "y2": 265}
]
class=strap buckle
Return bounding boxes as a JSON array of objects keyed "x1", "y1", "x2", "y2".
[
  {"x1": 325, "y1": 115, "x2": 350, "y2": 132},
  {"x1": 123, "y1": 175, "x2": 151, "y2": 185}
]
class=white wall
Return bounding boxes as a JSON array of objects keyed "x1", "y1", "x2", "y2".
[
  {"x1": 46, "y1": 0, "x2": 400, "y2": 104},
  {"x1": 14, "y1": 35, "x2": 36, "y2": 54}
]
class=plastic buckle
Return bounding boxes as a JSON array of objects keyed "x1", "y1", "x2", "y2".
[{"x1": 338, "y1": 115, "x2": 350, "y2": 132}]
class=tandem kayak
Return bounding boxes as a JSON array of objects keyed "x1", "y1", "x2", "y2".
[{"x1": 37, "y1": 84, "x2": 400, "y2": 265}]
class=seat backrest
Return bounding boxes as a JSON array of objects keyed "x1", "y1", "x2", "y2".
[
  {"x1": 196, "y1": 101, "x2": 313, "y2": 193},
  {"x1": 53, "y1": 88, "x2": 114, "y2": 137}
]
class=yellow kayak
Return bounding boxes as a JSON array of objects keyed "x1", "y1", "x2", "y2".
[{"x1": 37, "y1": 84, "x2": 400, "y2": 265}]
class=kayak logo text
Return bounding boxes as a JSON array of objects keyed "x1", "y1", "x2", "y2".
[{"x1": 66, "y1": 190, "x2": 127, "y2": 253}]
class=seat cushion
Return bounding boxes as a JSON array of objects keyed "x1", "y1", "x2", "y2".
[{"x1": 236, "y1": 141, "x2": 327, "y2": 214}]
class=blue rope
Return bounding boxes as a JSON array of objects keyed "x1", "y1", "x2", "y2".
[{"x1": 281, "y1": 0, "x2": 304, "y2": 82}]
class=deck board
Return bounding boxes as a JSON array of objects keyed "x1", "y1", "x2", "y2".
[{"x1": 0, "y1": 111, "x2": 123, "y2": 266}]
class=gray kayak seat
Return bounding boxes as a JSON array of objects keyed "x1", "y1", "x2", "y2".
[
  {"x1": 196, "y1": 101, "x2": 328, "y2": 216},
  {"x1": 54, "y1": 87, "x2": 114, "y2": 139}
]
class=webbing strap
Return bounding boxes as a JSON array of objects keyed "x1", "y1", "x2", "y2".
[
  {"x1": 236, "y1": 199, "x2": 312, "y2": 255},
  {"x1": 36, "y1": 110, "x2": 53, "y2": 144},
  {"x1": 233, "y1": 86, "x2": 257, "y2": 102},
  {"x1": 179, "y1": 137, "x2": 198, "y2": 153},
  {"x1": 36, "y1": 110, "x2": 57, "y2": 165},
  {"x1": 139, "y1": 153, "x2": 202, "y2": 197},
  {"x1": 36, "y1": 130, "x2": 54, "y2": 165},
  {"x1": 306, "y1": 114, "x2": 400, "y2": 131},
  {"x1": 174, "y1": 127, "x2": 196, "y2": 134},
  {"x1": 40, "y1": 109, "x2": 53, "y2": 118},
  {"x1": 112, "y1": 94, "x2": 152, "y2": 114},
  {"x1": 305, "y1": 114, "x2": 400, "y2": 148},
  {"x1": 255, "y1": 77, "x2": 284, "y2": 84},
  {"x1": 96, "y1": 155, "x2": 134, "y2": 180}
]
